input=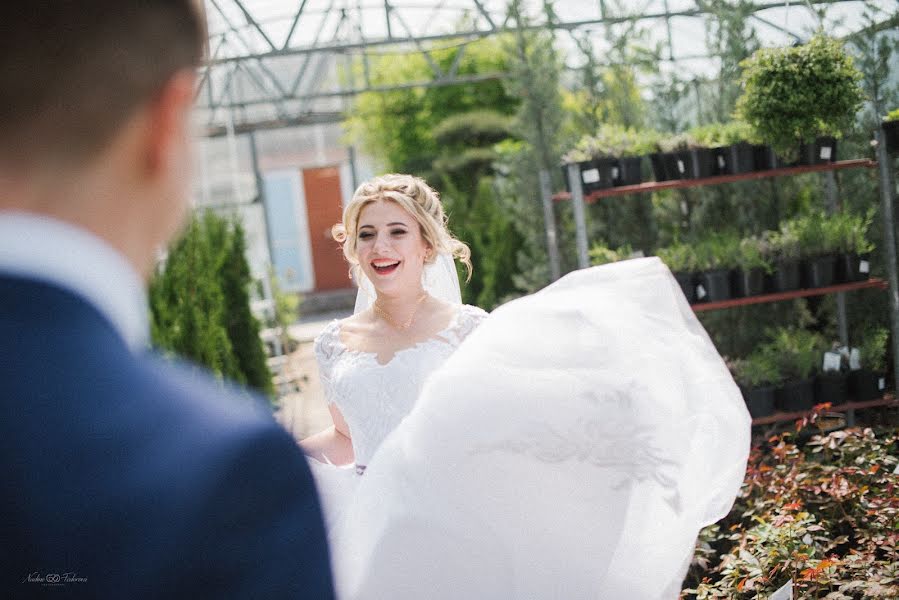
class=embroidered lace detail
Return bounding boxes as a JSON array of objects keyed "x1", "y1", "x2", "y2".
[
  {"x1": 314, "y1": 304, "x2": 487, "y2": 467},
  {"x1": 474, "y1": 418, "x2": 681, "y2": 512}
]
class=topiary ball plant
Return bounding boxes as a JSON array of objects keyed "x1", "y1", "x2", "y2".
[{"x1": 736, "y1": 33, "x2": 864, "y2": 162}]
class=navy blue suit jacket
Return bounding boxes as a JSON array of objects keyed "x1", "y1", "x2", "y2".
[{"x1": 0, "y1": 276, "x2": 334, "y2": 598}]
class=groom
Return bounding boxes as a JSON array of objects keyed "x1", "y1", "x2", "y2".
[{"x1": 0, "y1": 3, "x2": 333, "y2": 598}]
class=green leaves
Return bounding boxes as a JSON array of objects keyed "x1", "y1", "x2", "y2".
[
  {"x1": 730, "y1": 351, "x2": 781, "y2": 388},
  {"x1": 684, "y1": 428, "x2": 899, "y2": 598},
  {"x1": 588, "y1": 242, "x2": 633, "y2": 266},
  {"x1": 562, "y1": 124, "x2": 659, "y2": 163},
  {"x1": 149, "y1": 211, "x2": 275, "y2": 400},
  {"x1": 736, "y1": 34, "x2": 865, "y2": 161},
  {"x1": 858, "y1": 326, "x2": 889, "y2": 373}
]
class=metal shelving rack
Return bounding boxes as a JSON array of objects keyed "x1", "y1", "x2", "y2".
[{"x1": 560, "y1": 154, "x2": 899, "y2": 427}]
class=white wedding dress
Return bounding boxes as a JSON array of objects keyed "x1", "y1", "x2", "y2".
[
  {"x1": 309, "y1": 257, "x2": 751, "y2": 600},
  {"x1": 309, "y1": 303, "x2": 488, "y2": 529}
]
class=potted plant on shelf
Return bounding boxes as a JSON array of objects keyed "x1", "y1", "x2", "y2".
[
  {"x1": 656, "y1": 242, "x2": 699, "y2": 302},
  {"x1": 849, "y1": 326, "x2": 889, "y2": 401},
  {"x1": 814, "y1": 342, "x2": 849, "y2": 405},
  {"x1": 589, "y1": 242, "x2": 634, "y2": 266},
  {"x1": 733, "y1": 236, "x2": 772, "y2": 297},
  {"x1": 561, "y1": 141, "x2": 613, "y2": 194},
  {"x1": 790, "y1": 211, "x2": 838, "y2": 288},
  {"x1": 764, "y1": 327, "x2": 824, "y2": 412},
  {"x1": 882, "y1": 108, "x2": 899, "y2": 154},
  {"x1": 656, "y1": 132, "x2": 695, "y2": 181},
  {"x1": 693, "y1": 233, "x2": 740, "y2": 302},
  {"x1": 832, "y1": 209, "x2": 875, "y2": 283},
  {"x1": 563, "y1": 126, "x2": 658, "y2": 191},
  {"x1": 736, "y1": 33, "x2": 864, "y2": 165},
  {"x1": 616, "y1": 129, "x2": 657, "y2": 186},
  {"x1": 763, "y1": 226, "x2": 801, "y2": 292},
  {"x1": 730, "y1": 352, "x2": 780, "y2": 418},
  {"x1": 686, "y1": 124, "x2": 723, "y2": 178}
]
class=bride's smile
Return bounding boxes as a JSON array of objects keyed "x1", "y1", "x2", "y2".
[{"x1": 356, "y1": 199, "x2": 430, "y2": 294}]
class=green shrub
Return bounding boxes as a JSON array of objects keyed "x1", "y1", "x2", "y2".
[
  {"x1": 562, "y1": 125, "x2": 659, "y2": 164},
  {"x1": 762, "y1": 327, "x2": 826, "y2": 382},
  {"x1": 736, "y1": 34, "x2": 864, "y2": 161},
  {"x1": 764, "y1": 226, "x2": 801, "y2": 263},
  {"x1": 656, "y1": 242, "x2": 699, "y2": 273},
  {"x1": 657, "y1": 131, "x2": 695, "y2": 153},
  {"x1": 683, "y1": 428, "x2": 899, "y2": 598},
  {"x1": 689, "y1": 121, "x2": 757, "y2": 148},
  {"x1": 693, "y1": 233, "x2": 742, "y2": 271},
  {"x1": 731, "y1": 351, "x2": 781, "y2": 388},
  {"x1": 859, "y1": 326, "x2": 889, "y2": 373},
  {"x1": 830, "y1": 209, "x2": 875, "y2": 255},
  {"x1": 589, "y1": 242, "x2": 633, "y2": 266},
  {"x1": 736, "y1": 236, "x2": 773, "y2": 273},
  {"x1": 884, "y1": 108, "x2": 899, "y2": 122}
]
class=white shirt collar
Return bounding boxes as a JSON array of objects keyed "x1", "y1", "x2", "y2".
[{"x1": 0, "y1": 211, "x2": 150, "y2": 353}]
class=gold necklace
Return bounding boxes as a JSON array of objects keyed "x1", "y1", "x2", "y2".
[{"x1": 374, "y1": 293, "x2": 428, "y2": 330}]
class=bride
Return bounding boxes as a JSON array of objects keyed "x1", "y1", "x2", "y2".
[
  {"x1": 301, "y1": 173, "x2": 488, "y2": 526},
  {"x1": 303, "y1": 174, "x2": 752, "y2": 599}
]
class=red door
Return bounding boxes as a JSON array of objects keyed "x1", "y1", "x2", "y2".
[{"x1": 303, "y1": 166, "x2": 351, "y2": 291}]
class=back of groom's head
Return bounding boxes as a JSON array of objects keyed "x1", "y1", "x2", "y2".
[{"x1": 0, "y1": 1, "x2": 206, "y2": 168}]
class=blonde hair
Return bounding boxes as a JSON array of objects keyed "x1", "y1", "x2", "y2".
[{"x1": 332, "y1": 173, "x2": 472, "y2": 281}]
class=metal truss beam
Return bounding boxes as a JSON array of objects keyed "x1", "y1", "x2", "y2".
[{"x1": 196, "y1": 0, "x2": 872, "y2": 136}]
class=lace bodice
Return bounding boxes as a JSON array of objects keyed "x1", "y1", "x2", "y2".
[{"x1": 313, "y1": 304, "x2": 488, "y2": 469}]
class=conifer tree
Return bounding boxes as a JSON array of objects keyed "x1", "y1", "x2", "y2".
[
  {"x1": 149, "y1": 211, "x2": 274, "y2": 400},
  {"x1": 219, "y1": 221, "x2": 275, "y2": 398}
]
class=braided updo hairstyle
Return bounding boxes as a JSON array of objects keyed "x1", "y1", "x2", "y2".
[{"x1": 332, "y1": 173, "x2": 473, "y2": 281}]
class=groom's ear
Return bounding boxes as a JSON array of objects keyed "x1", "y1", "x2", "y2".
[{"x1": 139, "y1": 70, "x2": 197, "y2": 178}]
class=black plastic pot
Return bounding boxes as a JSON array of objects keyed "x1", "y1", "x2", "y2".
[
  {"x1": 712, "y1": 147, "x2": 729, "y2": 175},
  {"x1": 884, "y1": 121, "x2": 899, "y2": 154},
  {"x1": 649, "y1": 153, "x2": 668, "y2": 181},
  {"x1": 696, "y1": 269, "x2": 732, "y2": 301},
  {"x1": 726, "y1": 142, "x2": 755, "y2": 174},
  {"x1": 799, "y1": 137, "x2": 837, "y2": 165},
  {"x1": 588, "y1": 158, "x2": 616, "y2": 192},
  {"x1": 661, "y1": 152, "x2": 689, "y2": 180},
  {"x1": 674, "y1": 150, "x2": 694, "y2": 179},
  {"x1": 673, "y1": 271, "x2": 697, "y2": 303},
  {"x1": 836, "y1": 253, "x2": 871, "y2": 283},
  {"x1": 772, "y1": 260, "x2": 801, "y2": 292},
  {"x1": 733, "y1": 267, "x2": 765, "y2": 297},
  {"x1": 754, "y1": 145, "x2": 797, "y2": 170},
  {"x1": 849, "y1": 369, "x2": 886, "y2": 402},
  {"x1": 802, "y1": 255, "x2": 836, "y2": 288},
  {"x1": 741, "y1": 385, "x2": 776, "y2": 418},
  {"x1": 814, "y1": 371, "x2": 848, "y2": 405},
  {"x1": 689, "y1": 148, "x2": 717, "y2": 178},
  {"x1": 776, "y1": 378, "x2": 816, "y2": 412},
  {"x1": 614, "y1": 156, "x2": 643, "y2": 186}
]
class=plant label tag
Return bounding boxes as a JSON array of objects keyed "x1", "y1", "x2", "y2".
[
  {"x1": 860, "y1": 260, "x2": 870, "y2": 274},
  {"x1": 770, "y1": 579, "x2": 793, "y2": 600},
  {"x1": 581, "y1": 168, "x2": 600, "y2": 184},
  {"x1": 677, "y1": 159, "x2": 685, "y2": 174},
  {"x1": 823, "y1": 352, "x2": 842, "y2": 372},
  {"x1": 849, "y1": 348, "x2": 861, "y2": 370},
  {"x1": 680, "y1": 200, "x2": 689, "y2": 215},
  {"x1": 717, "y1": 155, "x2": 726, "y2": 169},
  {"x1": 820, "y1": 145, "x2": 833, "y2": 160},
  {"x1": 879, "y1": 377, "x2": 886, "y2": 391},
  {"x1": 696, "y1": 284, "x2": 707, "y2": 300}
]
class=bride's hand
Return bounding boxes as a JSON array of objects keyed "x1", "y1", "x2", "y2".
[{"x1": 300, "y1": 426, "x2": 354, "y2": 466}]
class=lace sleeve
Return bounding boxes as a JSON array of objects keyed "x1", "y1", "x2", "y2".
[
  {"x1": 313, "y1": 320, "x2": 341, "y2": 404},
  {"x1": 453, "y1": 304, "x2": 489, "y2": 344}
]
